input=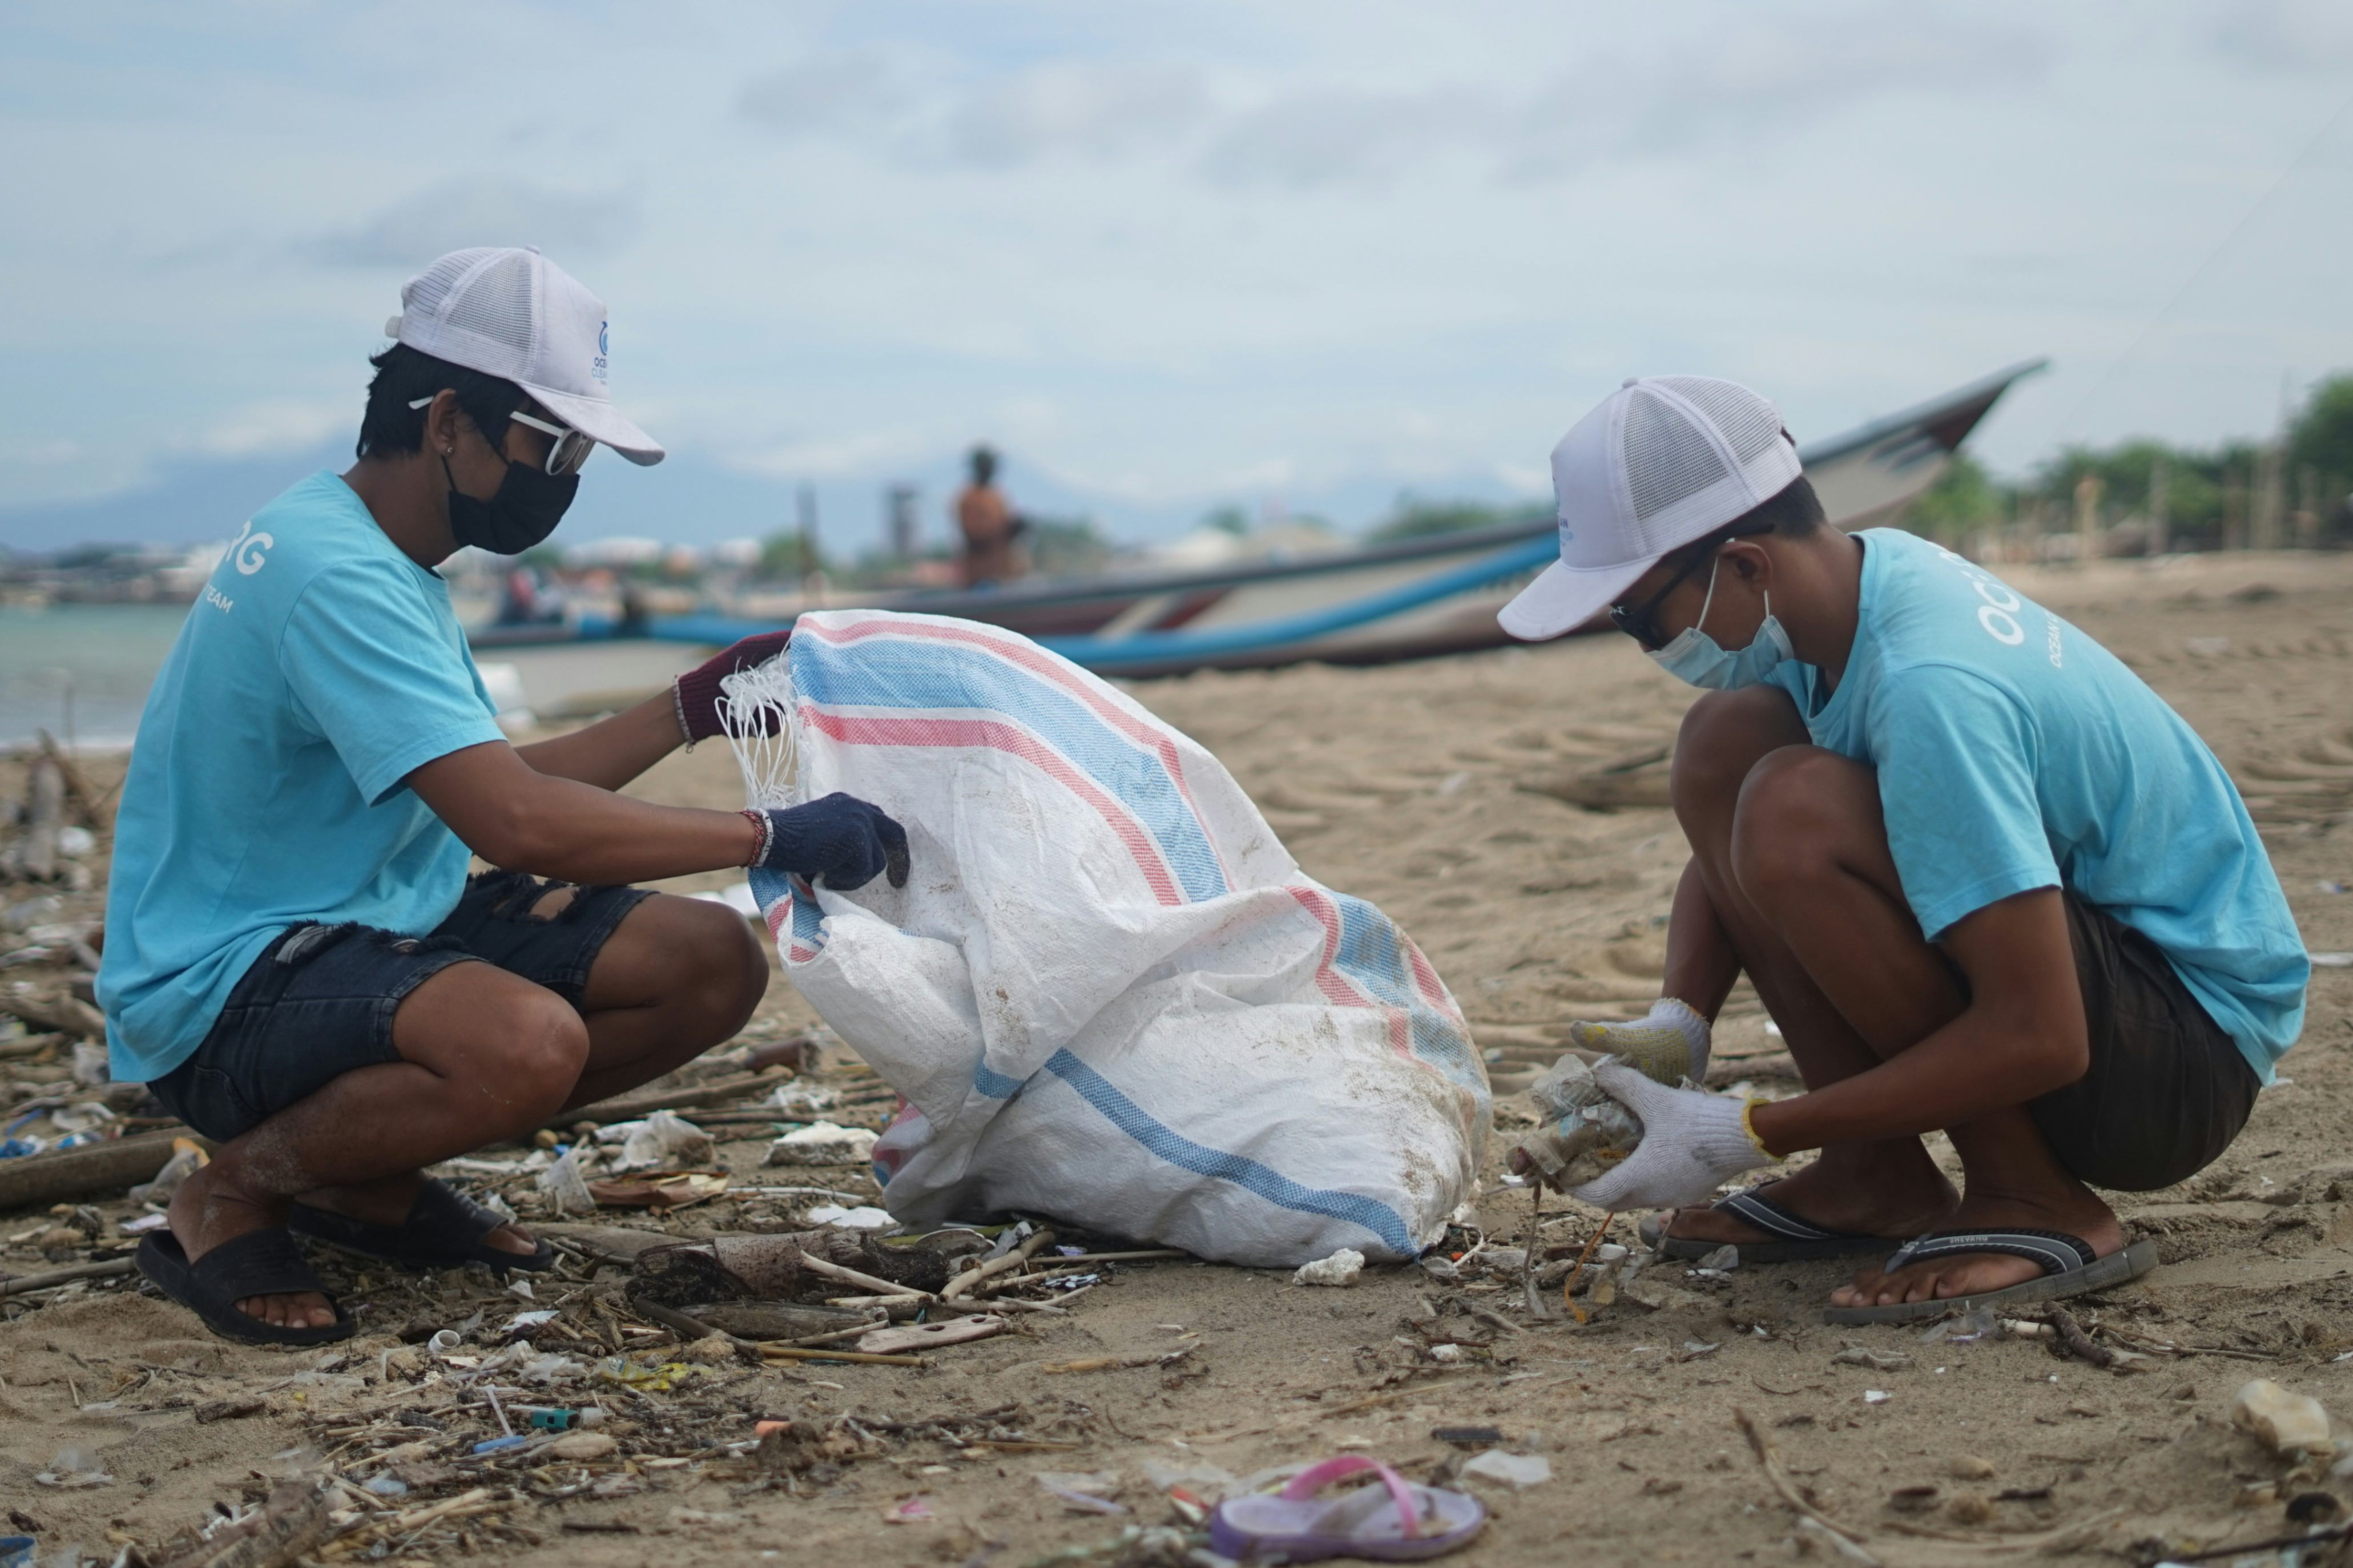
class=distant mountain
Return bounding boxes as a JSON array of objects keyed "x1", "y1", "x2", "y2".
[{"x1": 0, "y1": 440, "x2": 1543, "y2": 557}]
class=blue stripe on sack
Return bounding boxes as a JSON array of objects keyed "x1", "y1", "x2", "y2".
[
  {"x1": 1327, "y1": 893, "x2": 1485, "y2": 1093},
  {"x1": 793, "y1": 632, "x2": 1228, "y2": 903},
  {"x1": 1040, "y1": 1047, "x2": 1416, "y2": 1256},
  {"x1": 747, "y1": 865, "x2": 827, "y2": 954},
  {"x1": 974, "y1": 1063, "x2": 1025, "y2": 1098}
]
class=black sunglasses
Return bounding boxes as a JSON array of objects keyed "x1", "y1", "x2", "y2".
[{"x1": 1607, "y1": 521, "x2": 1773, "y2": 651}]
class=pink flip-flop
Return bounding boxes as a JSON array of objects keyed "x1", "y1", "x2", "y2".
[{"x1": 1207, "y1": 1456, "x2": 1486, "y2": 1562}]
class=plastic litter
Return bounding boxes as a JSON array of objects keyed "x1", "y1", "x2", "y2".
[
  {"x1": 2231, "y1": 1378, "x2": 2334, "y2": 1457},
  {"x1": 807, "y1": 1203, "x2": 895, "y2": 1230},
  {"x1": 1292, "y1": 1248, "x2": 1366, "y2": 1287},
  {"x1": 0, "y1": 1537, "x2": 31, "y2": 1568},
  {"x1": 362, "y1": 1476, "x2": 408, "y2": 1497},
  {"x1": 771, "y1": 1082, "x2": 840, "y2": 1116},
  {"x1": 127, "y1": 1138, "x2": 209, "y2": 1205},
  {"x1": 606, "y1": 1111, "x2": 715, "y2": 1173},
  {"x1": 69, "y1": 1040, "x2": 110, "y2": 1087},
  {"x1": 548, "y1": 1431, "x2": 618, "y2": 1461},
  {"x1": 723, "y1": 614, "x2": 1486, "y2": 1266},
  {"x1": 765, "y1": 1121, "x2": 878, "y2": 1167},
  {"x1": 33, "y1": 1447, "x2": 112, "y2": 1488},
  {"x1": 1833, "y1": 1348, "x2": 1913, "y2": 1371},
  {"x1": 536, "y1": 1147, "x2": 597, "y2": 1215},
  {"x1": 1460, "y1": 1450, "x2": 1552, "y2": 1488},
  {"x1": 1509, "y1": 1055, "x2": 1645, "y2": 1190}
]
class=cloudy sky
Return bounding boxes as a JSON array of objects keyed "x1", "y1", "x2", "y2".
[{"x1": 4, "y1": 1, "x2": 2351, "y2": 545}]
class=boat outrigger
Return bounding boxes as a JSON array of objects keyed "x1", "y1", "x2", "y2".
[{"x1": 481, "y1": 360, "x2": 2042, "y2": 679}]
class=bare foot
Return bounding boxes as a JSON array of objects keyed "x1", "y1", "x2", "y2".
[
  {"x1": 167, "y1": 1162, "x2": 337, "y2": 1332},
  {"x1": 1665, "y1": 1142, "x2": 1955, "y2": 1249},
  {"x1": 297, "y1": 1172, "x2": 541, "y2": 1257},
  {"x1": 1827, "y1": 1176, "x2": 2123, "y2": 1309}
]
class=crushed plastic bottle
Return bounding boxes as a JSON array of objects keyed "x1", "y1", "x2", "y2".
[{"x1": 1508, "y1": 1055, "x2": 1645, "y2": 1192}]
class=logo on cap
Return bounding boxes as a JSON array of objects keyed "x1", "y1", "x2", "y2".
[{"x1": 594, "y1": 321, "x2": 609, "y2": 383}]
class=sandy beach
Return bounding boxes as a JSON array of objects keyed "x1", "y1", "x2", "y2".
[{"x1": 3, "y1": 545, "x2": 2352, "y2": 1567}]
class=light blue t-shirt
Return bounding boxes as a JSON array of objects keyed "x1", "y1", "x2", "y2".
[
  {"x1": 1766, "y1": 527, "x2": 2307, "y2": 1083},
  {"x1": 98, "y1": 471, "x2": 507, "y2": 1083}
]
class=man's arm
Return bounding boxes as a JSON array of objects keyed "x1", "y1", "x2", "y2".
[
  {"x1": 410, "y1": 739, "x2": 756, "y2": 885},
  {"x1": 513, "y1": 691, "x2": 683, "y2": 792},
  {"x1": 1748, "y1": 886, "x2": 2087, "y2": 1154}
]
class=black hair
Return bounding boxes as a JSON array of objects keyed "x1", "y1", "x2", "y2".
[
  {"x1": 1658, "y1": 474, "x2": 1826, "y2": 577},
  {"x1": 354, "y1": 342, "x2": 526, "y2": 462},
  {"x1": 968, "y1": 444, "x2": 999, "y2": 483}
]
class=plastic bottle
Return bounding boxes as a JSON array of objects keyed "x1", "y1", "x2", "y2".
[{"x1": 1508, "y1": 1055, "x2": 1645, "y2": 1190}]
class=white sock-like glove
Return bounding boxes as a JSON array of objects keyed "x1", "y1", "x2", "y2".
[
  {"x1": 1566, "y1": 997, "x2": 1712, "y2": 1086},
  {"x1": 1567, "y1": 1058, "x2": 1779, "y2": 1213}
]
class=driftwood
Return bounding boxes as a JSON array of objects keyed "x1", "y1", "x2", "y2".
[
  {"x1": 152, "y1": 1479, "x2": 329, "y2": 1568},
  {"x1": 629, "y1": 1228, "x2": 949, "y2": 1307},
  {"x1": 1, "y1": 1256, "x2": 138, "y2": 1296},
  {"x1": 11, "y1": 756, "x2": 65, "y2": 881},
  {"x1": 0, "y1": 988, "x2": 106, "y2": 1041},
  {"x1": 0, "y1": 1127, "x2": 205, "y2": 1211},
  {"x1": 550, "y1": 1070, "x2": 783, "y2": 1128}
]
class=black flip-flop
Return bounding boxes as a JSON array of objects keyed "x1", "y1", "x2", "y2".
[
  {"x1": 136, "y1": 1230, "x2": 356, "y2": 1347},
  {"x1": 289, "y1": 1178, "x2": 555, "y2": 1275},
  {"x1": 1820, "y1": 1228, "x2": 2158, "y2": 1325},
  {"x1": 1643, "y1": 1183, "x2": 1903, "y2": 1263}
]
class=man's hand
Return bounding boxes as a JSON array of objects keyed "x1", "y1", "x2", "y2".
[
  {"x1": 1566, "y1": 997, "x2": 1712, "y2": 1085},
  {"x1": 754, "y1": 794, "x2": 909, "y2": 890},
  {"x1": 1568, "y1": 1060, "x2": 1778, "y2": 1212},
  {"x1": 674, "y1": 631, "x2": 792, "y2": 744}
]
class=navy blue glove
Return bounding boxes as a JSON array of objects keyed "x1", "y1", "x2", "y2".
[{"x1": 747, "y1": 794, "x2": 909, "y2": 890}]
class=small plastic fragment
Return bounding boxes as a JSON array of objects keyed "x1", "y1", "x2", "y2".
[
  {"x1": 2231, "y1": 1378, "x2": 2334, "y2": 1457},
  {"x1": 766, "y1": 1121, "x2": 879, "y2": 1167},
  {"x1": 1832, "y1": 1348, "x2": 1913, "y2": 1371},
  {"x1": 1292, "y1": 1248, "x2": 1365, "y2": 1287},
  {"x1": 1460, "y1": 1450, "x2": 1552, "y2": 1488},
  {"x1": 549, "y1": 1431, "x2": 618, "y2": 1461}
]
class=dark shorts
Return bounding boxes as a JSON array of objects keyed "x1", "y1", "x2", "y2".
[
  {"x1": 2033, "y1": 894, "x2": 2259, "y2": 1192},
  {"x1": 150, "y1": 871, "x2": 651, "y2": 1143}
]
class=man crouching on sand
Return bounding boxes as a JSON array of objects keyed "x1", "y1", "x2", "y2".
[
  {"x1": 1497, "y1": 376, "x2": 2307, "y2": 1323},
  {"x1": 98, "y1": 248, "x2": 906, "y2": 1344}
]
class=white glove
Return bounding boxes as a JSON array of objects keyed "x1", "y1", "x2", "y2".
[
  {"x1": 1567, "y1": 1059, "x2": 1778, "y2": 1212},
  {"x1": 1566, "y1": 997, "x2": 1711, "y2": 1086}
]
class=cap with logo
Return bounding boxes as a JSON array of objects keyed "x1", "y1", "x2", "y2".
[
  {"x1": 1498, "y1": 375, "x2": 1800, "y2": 642},
  {"x1": 385, "y1": 246, "x2": 664, "y2": 467}
]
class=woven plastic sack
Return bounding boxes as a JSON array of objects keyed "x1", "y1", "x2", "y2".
[{"x1": 723, "y1": 610, "x2": 1488, "y2": 1267}]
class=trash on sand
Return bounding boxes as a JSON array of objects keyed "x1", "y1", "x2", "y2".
[
  {"x1": 1920, "y1": 1308, "x2": 2000, "y2": 1344},
  {"x1": 536, "y1": 1147, "x2": 597, "y2": 1215},
  {"x1": 1293, "y1": 1248, "x2": 1365, "y2": 1287},
  {"x1": 605, "y1": 1110, "x2": 715, "y2": 1173},
  {"x1": 1433, "y1": 1426, "x2": 1504, "y2": 1449},
  {"x1": 126, "y1": 1130, "x2": 207, "y2": 1200},
  {"x1": 1694, "y1": 1244, "x2": 1739, "y2": 1272},
  {"x1": 1863, "y1": 1390, "x2": 1891, "y2": 1405},
  {"x1": 33, "y1": 1447, "x2": 112, "y2": 1488},
  {"x1": 0, "y1": 1538, "x2": 27, "y2": 1568},
  {"x1": 363, "y1": 1475, "x2": 409, "y2": 1497},
  {"x1": 1208, "y1": 1457, "x2": 1488, "y2": 1561},
  {"x1": 765, "y1": 1122, "x2": 878, "y2": 1167},
  {"x1": 1832, "y1": 1348, "x2": 1914, "y2": 1371},
  {"x1": 1037, "y1": 1473, "x2": 1128, "y2": 1515},
  {"x1": 1460, "y1": 1450, "x2": 1552, "y2": 1489},
  {"x1": 2307, "y1": 952, "x2": 2351, "y2": 968},
  {"x1": 771, "y1": 1082, "x2": 840, "y2": 1116},
  {"x1": 807, "y1": 1203, "x2": 894, "y2": 1230},
  {"x1": 587, "y1": 1170, "x2": 730, "y2": 1209},
  {"x1": 1508, "y1": 1055, "x2": 1645, "y2": 1190},
  {"x1": 856, "y1": 1314, "x2": 1005, "y2": 1355},
  {"x1": 884, "y1": 1497, "x2": 936, "y2": 1523},
  {"x1": 2231, "y1": 1378, "x2": 2335, "y2": 1457},
  {"x1": 548, "y1": 1431, "x2": 618, "y2": 1461}
]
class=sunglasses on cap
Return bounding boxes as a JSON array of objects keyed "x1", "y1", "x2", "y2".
[
  {"x1": 406, "y1": 396, "x2": 595, "y2": 477},
  {"x1": 1607, "y1": 518, "x2": 1774, "y2": 652}
]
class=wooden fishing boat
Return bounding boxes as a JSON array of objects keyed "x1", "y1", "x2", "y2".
[{"x1": 499, "y1": 360, "x2": 2041, "y2": 678}]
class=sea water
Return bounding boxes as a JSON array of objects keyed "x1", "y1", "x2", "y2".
[{"x1": 0, "y1": 603, "x2": 192, "y2": 749}]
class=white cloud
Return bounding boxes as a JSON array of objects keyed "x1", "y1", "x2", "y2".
[
  {"x1": 188, "y1": 400, "x2": 347, "y2": 458},
  {"x1": 312, "y1": 179, "x2": 638, "y2": 269},
  {"x1": 2212, "y1": 0, "x2": 2353, "y2": 72},
  {"x1": 934, "y1": 62, "x2": 1210, "y2": 167},
  {"x1": 738, "y1": 51, "x2": 908, "y2": 135}
]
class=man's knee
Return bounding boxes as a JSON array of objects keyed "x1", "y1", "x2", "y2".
[
  {"x1": 653, "y1": 896, "x2": 771, "y2": 1034},
  {"x1": 1729, "y1": 747, "x2": 1880, "y2": 906},
  {"x1": 1671, "y1": 686, "x2": 1810, "y2": 828},
  {"x1": 489, "y1": 986, "x2": 593, "y2": 1120}
]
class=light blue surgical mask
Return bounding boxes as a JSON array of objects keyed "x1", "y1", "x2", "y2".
[{"x1": 1646, "y1": 555, "x2": 1793, "y2": 690}]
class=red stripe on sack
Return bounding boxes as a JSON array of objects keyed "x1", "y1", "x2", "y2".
[
  {"x1": 1282, "y1": 884, "x2": 1413, "y2": 1059},
  {"x1": 799, "y1": 707, "x2": 1186, "y2": 906},
  {"x1": 798, "y1": 614, "x2": 1232, "y2": 886}
]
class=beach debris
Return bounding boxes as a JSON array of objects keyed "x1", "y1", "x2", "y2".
[
  {"x1": 807, "y1": 1202, "x2": 893, "y2": 1229},
  {"x1": 770, "y1": 1081, "x2": 839, "y2": 1115},
  {"x1": 1508, "y1": 1055, "x2": 1643, "y2": 1190},
  {"x1": 1038, "y1": 1473, "x2": 1128, "y2": 1515},
  {"x1": 1694, "y1": 1244, "x2": 1739, "y2": 1272},
  {"x1": 1862, "y1": 1390, "x2": 1891, "y2": 1405},
  {"x1": 602, "y1": 1110, "x2": 714, "y2": 1172},
  {"x1": 587, "y1": 1170, "x2": 729, "y2": 1208},
  {"x1": 535, "y1": 1147, "x2": 596, "y2": 1214},
  {"x1": 0, "y1": 1535, "x2": 28, "y2": 1568},
  {"x1": 31, "y1": 1448, "x2": 111, "y2": 1489},
  {"x1": 1734, "y1": 1408, "x2": 1880, "y2": 1562},
  {"x1": 0, "y1": 986, "x2": 104, "y2": 1040},
  {"x1": 1833, "y1": 1348, "x2": 1913, "y2": 1371},
  {"x1": 631, "y1": 1228, "x2": 949, "y2": 1306},
  {"x1": 147, "y1": 1479, "x2": 329, "y2": 1568},
  {"x1": 1460, "y1": 1450, "x2": 1552, "y2": 1489},
  {"x1": 1887, "y1": 1485, "x2": 1940, "y2": 1514},
  {"x1": 2232, "y1": 1378, "x2": 2335, "y2": 1458},
  {"x1": 127, "y1": 1137, "x2": 208, "y2": 1205},
  {"x1": 856, "y1": 1313, "x2": 1005, "y2": 1355},
  {"x1": 765, "y1": 1120, "x2": 877, "y2": 1166},
  {"x1": 1432, "y1": 1426, "x2": 1504, "y2": 1449},
  {"x1": 1292, "y1": 1248, "x2": 1365, "y2": 1287},
  {"x1": 884, "y1": 1497, "x2": 935, "y2": 1524},
  {"x1": 547, "y1": 1430, "x2": 618, "y2": 1461},
  {"x1": 1949, "y1": 1455, "x2": 1997, "y2": 1481}
]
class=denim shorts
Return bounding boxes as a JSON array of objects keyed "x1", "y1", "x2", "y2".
[
  {"x1": 2035, "y1": 894, "x2": 2259, "y2": 1192},
  {"x1": 150, "y1": 871, "x2": 650, "y2": 1142}
]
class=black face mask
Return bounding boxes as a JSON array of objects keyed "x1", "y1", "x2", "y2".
[{"x1": 441, "y1": 452, "x2": 579, "y2": 555}]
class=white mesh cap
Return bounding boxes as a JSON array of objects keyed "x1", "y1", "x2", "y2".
[
  {"x1": 385, "y1": 246, "x2": 664, "y2": 466},
  {"x1": 1498, "y1": 374, "x2": 1800, "y2": 640}
]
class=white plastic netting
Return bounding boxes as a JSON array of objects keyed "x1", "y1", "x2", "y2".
[{"x1": 716, "y1": 655, "x2": 800, "y2": 810}]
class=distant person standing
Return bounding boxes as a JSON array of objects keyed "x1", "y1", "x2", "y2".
[{"x1": 955, "y1": 445, "x2": 1026, "y2": 588}]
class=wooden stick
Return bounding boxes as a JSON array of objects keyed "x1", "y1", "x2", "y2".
[
  {"x1": 758, "y1": 1345, "x2": 925, "y2": 1367},
  {"x1": 0, "y1": 1130, "x2": 208, "y2": 1212},
  {"x1": 2, "y1": 1256, "x2": 137, "y2": 1297},
  {"x1": 797, "y1": 1253, "x2": 932, "y2": 1300},
  {"x1": 944, "y1": 1227, "x2": 1055, "y2": 1300},
  {"x1": 546, "y1": 1071, "x2": 781, "y2": 1129},
  {"x1": 1560, "y1": 1211, "x2": 1615, "y2": 1322},
  {"x1": 1734, "y1": 1408, "x2": 1879, "y2": 1563}
]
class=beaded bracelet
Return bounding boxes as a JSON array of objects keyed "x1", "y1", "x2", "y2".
[{"x1": 739, "y1": 808, "x2": 772, "y2": 868}]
